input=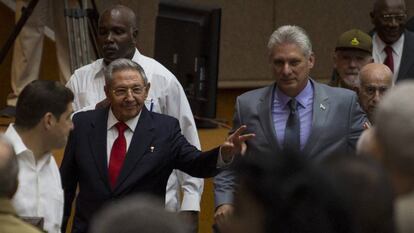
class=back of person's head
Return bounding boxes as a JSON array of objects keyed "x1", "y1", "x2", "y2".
[
  {"x1": 322, "y1": 154, "x2": 395, "y2": 233},
  {"x1": 228, "y1": 153, "x2": 354, "y2": 233},
  {"x1": 0, "y1": 134, "x2": 18, "y2": 199},
  {"x1": 15, "y1": 80, "x2": 74, "y2": 130},
  {"x1": 89, "y1": 195, "x2": 186, "y2": 233},
  {"x1": 375, "y1": 81, "x2": 414, "y2": 177}
]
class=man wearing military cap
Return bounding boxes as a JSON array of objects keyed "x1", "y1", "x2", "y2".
[{"x1": 330, "y1": 29, "x2": 374, "y2": 90}]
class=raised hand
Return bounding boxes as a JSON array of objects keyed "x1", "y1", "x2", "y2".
[{"x1": 220, "y1": 125, "x2": 255, "y2": 162}]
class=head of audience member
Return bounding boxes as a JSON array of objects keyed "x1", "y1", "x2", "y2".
[
  {"x1": 267, "y1": 25, "x2": 315, "y2": 97},
  {"x1": 334, "y1": 29, "x2": 373, "y2": 90},
  {"x1": 322, "y1": 155, "x2": 395, "y2": 233},
  {"x1": 375, "y1": 81, "x2": 414, "y2": 196},
  {"x1": 357, "y1": 63, "x2": 393, "y2": 123},
  {"x1": 224, "y1": 153, "x2": 354, "y2": 233},
  {"x1": 14, "y1": 80, "x2": 74, "y2": 152},
  {"x1": 370, "y1": 0, "x2": 407, "y2": 44},
  {"x1": 98, "y1": 5, "x2": 138, "y2": 65},
  {"x1": 89, "y1": 195, "x2": 186, "y2": 233},
  {"x1": 104, "y1": 58, "x2": 150, "y2": 122},
  {"x1": 0, "y1": 135, "x2": 18, "y2": 199},
  {"x1": 356, "y1": 127, "x2": 383, "y2": 161}
]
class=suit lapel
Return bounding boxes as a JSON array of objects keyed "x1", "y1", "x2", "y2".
[
  {"x1": 302, "y1": 81, "x2": 330, "y2": 157},
  {"x1": 113, "y1": 107, "x2": 155, "y2": 192},
  {"x1": 88, "y1": 108, "x2": 111, "y2": 191},
  {"x1": 397, "y1": 31, "x2": 414, "y2": 81},
  {"x1": 257, "y1": 84, "x2": 281, "y2": 153}
]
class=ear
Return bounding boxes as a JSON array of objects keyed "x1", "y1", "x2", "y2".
[
  {"x1": 131, "y1": 27, "x2": 139, "y2": 44},
  {"x1": 308, "y1": 52, "x2": 315, "y2": 69},
  {"x1": 43, "y1": 112, "x2": 55, "y2": 130},
  {"x1": 104, "y1": 85, "x2": 110, "y2": 98},
  {"x1": 144, "y1": 82, "x2": 151, "y2": 99}
]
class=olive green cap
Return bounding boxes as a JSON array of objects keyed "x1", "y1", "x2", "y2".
[{"x1": 335, "y1": 29, "x2": 372, "y2": 53}]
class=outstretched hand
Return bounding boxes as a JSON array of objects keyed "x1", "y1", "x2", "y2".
[{"x1": 220, "y1": 125, "x2": 255, "y2": 162}]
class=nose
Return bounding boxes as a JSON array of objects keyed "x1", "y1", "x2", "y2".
[
  {"x1": 281, "y1": 63, "x2": 292, "y2": 76},
  {"x1": 349, "y1": 58, "x2": 357, "y2": 67},
  {"x1": 105, "y1": 31, "x2": 114, "y2": 42},
  {"x1": 70, "y1": 121, "x2": 75, "y2": 130},
  {"x1": 125, "y1": 88, "x2": 135, "y2": 100},
  {"x1": 372, "y1": 90, "x2": 381, "y2": 104}
]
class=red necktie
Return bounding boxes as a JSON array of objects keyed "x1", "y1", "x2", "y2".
[
  {"x1": 383, "y1": 46, "x2": 394, "y2": 72},
  {"x1": 108, "y1": 122, "x2": 128, "y2": 189}
]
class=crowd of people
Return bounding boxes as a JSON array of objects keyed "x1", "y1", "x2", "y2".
[{"x1": 1, "y1": 0, "x2": 414, "y2": 232}]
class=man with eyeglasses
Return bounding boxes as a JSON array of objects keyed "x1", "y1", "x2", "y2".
[
  {"x1": 357, "y1": 63, "x2": 394, "y2": 123},
  {"x1": 60, "y1": 58, "x2": 254, "y2": 233},
  {"x1": 370, "y1": 0, "x2": 414, "y2": 82},
  {"x1": 65, "y1": 5, "x2": 204, "y2": 232}
]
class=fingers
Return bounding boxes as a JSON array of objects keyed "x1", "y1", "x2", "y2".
[{"x1": 214, "y1": 204, "x2": 234, "y2": 230}]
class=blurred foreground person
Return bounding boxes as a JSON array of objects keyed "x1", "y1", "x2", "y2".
[
  {"x1": 221, "y1": 153, "x2": 354, "y2": 233},
  {"x1": 90, "y1": 195, "x2": 186, "y2": 233}
]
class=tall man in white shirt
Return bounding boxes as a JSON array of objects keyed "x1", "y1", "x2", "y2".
[
  {"x1": 65, "y1": 4, "x2": 203, "y2": 230},
  {"x1": 5, "y1": 80, "x2": 75, "y2": 233},
  {"x1": 370, "y1": 0, "x2": 414, "y2": 82}
]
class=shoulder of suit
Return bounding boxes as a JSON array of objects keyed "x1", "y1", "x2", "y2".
[
  {"x1": 237, "y1": 84, "x2": 274, "y2": 101},
  {"x1": 72, "y1": 108, "x2": 104, "y2": 124},
  {"x1": 314, "y1": 81, "x2": 357, "y2": 99},
  {"x1": 148, "y1": 110, "x2": 178, "y2": 123}
]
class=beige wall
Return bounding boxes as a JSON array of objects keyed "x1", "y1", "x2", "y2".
[{"x1": 97, "y1": 0, "x2": 414, "y2": 88}]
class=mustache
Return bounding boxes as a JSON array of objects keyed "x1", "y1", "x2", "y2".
[{"x1": 102, "y1": 44, "x2": 118, "y2": 50}]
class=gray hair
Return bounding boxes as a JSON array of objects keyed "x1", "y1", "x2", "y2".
[
  {"x1": 89, "y1": 195, "x2": 186, "y2": 233},
  {"x1": 104, "y1": 58, "x2": 148, "y2": 86},
  {"x1": 375, "y1": 81, "x2": 414, "y2": 176},
  {"x1": 267, "y1": 25, "x2": 313, "y2": 58},
  {"x1": 0, "y1": 134, "x2": 18, "y2": 198}
]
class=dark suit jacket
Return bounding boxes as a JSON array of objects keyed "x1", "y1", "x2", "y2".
[
  {"x1": 397, "y1": 30, "x2": 414, "y2": 81},
  {"x1": 214, "y1": 80, "x2": 367, "y2": 207},
  {"x1": 60, "y1": 107, "x2": 220, "y2": 233}
]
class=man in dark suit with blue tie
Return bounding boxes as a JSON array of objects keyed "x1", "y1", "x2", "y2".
[
  {"x1": 60, "y1": 58, "x2": 253, "y2": 233},
  {"x1": 213, "y1": 25, "x2": 368, "y2": 230}
]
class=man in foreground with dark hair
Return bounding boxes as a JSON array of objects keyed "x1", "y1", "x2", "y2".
[
  {"x1": 4, "y1": 80, "x2": 74, "y2": 233},
  {"x1": 0, "y1": 135, "x2": 42, "y2": 233}
]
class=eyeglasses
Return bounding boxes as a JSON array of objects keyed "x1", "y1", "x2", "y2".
[
  {"x1": 379, "y1": 13, "x2": 407, "y2": 23},
  {"x1": 112, "y1": 86, "x2": 146, "y2": 97}
]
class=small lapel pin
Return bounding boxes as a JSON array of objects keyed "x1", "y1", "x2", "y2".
[
  {"x1": 320, "y1": 104, "x2": 326, "y2": 110},
  {"x1": 150, "y1": 146, "x2": 155, "y2": 153}
]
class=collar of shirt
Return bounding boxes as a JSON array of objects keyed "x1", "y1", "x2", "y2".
[
  {"x1": 107, "y1": 108, "x2": 141, "y2": 132},
  {"x1": 93, "y1": 48, "x2": 143, "y2": 80},
  {"x1": 5, "y1": 124, "x2": 52, "y2": 169},
  {"x1": 274, "y1": 79, "x2": 314, "y2": 109},
  {"x1": 373, "y1": 32, "x2": 405, "y2": 57}
]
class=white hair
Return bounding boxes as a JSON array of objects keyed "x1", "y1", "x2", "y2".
[{"x1": 267, "y1": 25, "x2": 313, "y2": 58}]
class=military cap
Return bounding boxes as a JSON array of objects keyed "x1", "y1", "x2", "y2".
[{"x1": 335, "y1": 29, "x2": 372, "y2": 53}]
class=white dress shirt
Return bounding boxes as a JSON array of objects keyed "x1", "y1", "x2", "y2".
[
  {"x1": 66, "y1": 49, "x2": 203, "y2": 211},
  {"x1": 5, "y1": 124, "x2": 63, "y2": 233},
  {"x1": 372, "y1": 33, "x2": 405, "y2": 82}
]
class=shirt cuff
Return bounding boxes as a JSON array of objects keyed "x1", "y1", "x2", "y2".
[
  {"x1": 217, "y1": 147, "x2": 234, "y2": 168},
  {"x1": 180, "y1": 193, "x2": 202, "y2": 211}
]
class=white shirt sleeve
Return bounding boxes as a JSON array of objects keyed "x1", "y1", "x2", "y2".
[{"x1": 162, "y1": 75, "x2": 204, "y2": 212}]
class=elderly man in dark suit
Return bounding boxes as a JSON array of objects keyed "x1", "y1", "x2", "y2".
[
  {"x1": 370, "y1": 0, "x2": 414, "y2": 82},
  {"x1": 60, "y1": 58, "x2": 253, "y2": 233},
  {"x1": 213, "y1": 25, "x2": 367, "y2": 230}
]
